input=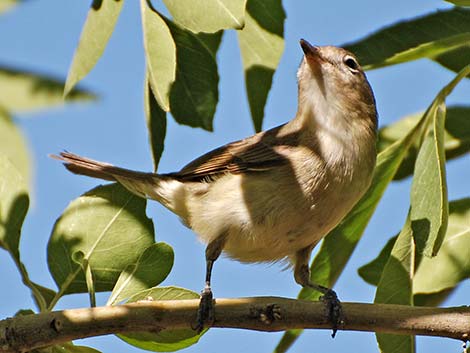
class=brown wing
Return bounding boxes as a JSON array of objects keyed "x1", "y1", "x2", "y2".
[{"x1": 168, "y1": 124, "x2": 296, "y2": 182}]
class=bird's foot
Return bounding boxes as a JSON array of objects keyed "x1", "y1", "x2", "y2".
[
  {"x1": 320, "y1": 289, "x2": 343, "y2": 338},
  {"x1": 193, "y1": 286, "x2": 214, "y2": 333}
]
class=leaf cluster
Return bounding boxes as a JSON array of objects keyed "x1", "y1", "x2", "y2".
[{"x1": 1, "y1": 2, "x2": 470, "y2": 353}]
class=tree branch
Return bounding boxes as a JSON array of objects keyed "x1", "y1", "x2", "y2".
[{"x1": 1, "y1": 297, "x2": 469, "y2": 352}]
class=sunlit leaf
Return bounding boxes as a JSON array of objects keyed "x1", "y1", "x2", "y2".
[
  {"x1": 0, "y1": 156, "x2": 51, "y2": 311},
  {"x1": 0, "y1": 111, "x2": 31, "y2": 186},
  {"x1": 72, "y1": 250, "x2": 97, "y2": 307},
  {"x1": 47, "y1": 183, "x2": 155, "y2": 300},
  {"x1": 358, "y1": 235, "x2": 397, "y2": 286},
  {"x1": 413, "y1": 198, "x2": 470, "y2": 295},
  {"x1": 36, "y1": 342, "x2": 102, "y2": 353},
  {"x1": 410, "y1": 65, "x2": 470, "y2": 257},
  {"x1": 0, "y1": 0, "x2": 21, "y2": 14},
  {"x1": 445, "y1": 0, "x2": 470, "y2": 6},
  {"x1": 141, "y1": 0, "x2": 176, "y2": 111},
  {"x1": 163, "y1": 0, "x2": 246, "y2": 33},
  {"x1": 378, "y1": 106, "x2": 470, "y2": 180},
  {"x1": 145, "y1": 75, "x2": 167, "y2": 171},
  {"x1": 166, "y1": 20, "x2": 222, "y2": 131},
  {"x1": 434, "y1": 44, "x2": 470, "y2": 76},
  {"x1": 29, "y1": 282, "x2": 57, "y2": 311},
  {"x1": 344, "y1": 8, "x2": 470, "y2": 70},
  {"x1": 64, "y1": 0, "x2": 124, "y2": 95},
  {"x1": 0, "y1": 155, "x2": 55, "y2": 312},
  {"x1": 375, "y1": 215, "x2": 415, "y2": 353},
  {"x1": 0, "y1": 155, "x2": 29, "y2": 265},
  {"x1": 360, "y1": 198, "x2": 470, "y2": 307},
  {"x1": 0, "y1": 67, "x2": 96, "y2": 114},
  {"x1": 107, "y1": 242, "x2": 174, "y2": 305},
  {"x1": 55, "y1": 343, "x2": 102, "y2": 353},
  {"x1": 410, "y1": 103, "x2": 448, "y2": 257},
  {"x1": 143, "y1": 11, "x2": 222, "y2": 129},
  {"x1": 118, "y1": 286, "x2": 203, "y2": 352},
  {"x1": 237, "y1": 0, "x2": 285, "y2": 131}
]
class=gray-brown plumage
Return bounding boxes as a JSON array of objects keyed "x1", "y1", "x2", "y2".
[{"x1": 52, "y1": 40, "x2": 378, "y2": 333}]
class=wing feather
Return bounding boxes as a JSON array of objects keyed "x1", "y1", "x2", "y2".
[{"x1": 169, "y1": 124, "x2": 297, "y2": 182}]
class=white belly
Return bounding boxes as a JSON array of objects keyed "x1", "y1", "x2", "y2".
[{"x1": 184, "y1": 157, "x2": 373, "y2": 263}]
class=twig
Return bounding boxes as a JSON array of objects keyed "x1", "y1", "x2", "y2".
[{"x1": 0, "y1": 297, "x2": 469, "y2": 352}]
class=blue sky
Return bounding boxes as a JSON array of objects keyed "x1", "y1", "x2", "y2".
[{"x1": 0, "y1": 0, "x2": 469, "y2": 352}]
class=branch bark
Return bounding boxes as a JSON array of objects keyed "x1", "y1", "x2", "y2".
[{"x1": 1, "y1": 297, "x2": 469, "y2": 352}]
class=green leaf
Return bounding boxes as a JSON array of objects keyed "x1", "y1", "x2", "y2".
[
  {"x1": 15, "y1": 309, "x2": 35, "y2": 316},
  {"x1": 141, "y1": 8, "x2": 223, "y2": 131},
  {"x1": 0, "y1": 156, "x2": 52, "y2": 311},
  {"x1": 73, "y1": 251, "x2": 97, "y2": 307},
  {"x1": 359, "y1": 198, "x2": 470, "y2": 306},
  {"x1": 0, "y1": 0, "x2": 21, "y2": 14},
  {"x1": 445, "y1": 0, "x2": 470, "y2": 6},
  {"x1": 29, "y1": 282, "x2": 57, "y2": 311},
  {"x1": 237, "y1": 0, "x2": 285, "y2": 132},
  {"x1": 166, "y1": 19, "x2": 222, "y2": 131},
  {"x1": 434, "y1": 44, "x2": 470, "y2": 76},
  {"x1": 57, "y1": 343, "x2": 102, "y2": 353},
  {"x1": 141, "y1": 0, "x2": 176, "y2": 111},
  {"x1": 107, "y1": 242, "x2": 174, "y2": 305},
  {"x1": 196, "y1": 31, "x2": 224, "y2": 54},
  {"x1": 343, "y1": 7, "x2": 470, "y2": 70},
  {"x1": 410, "y1": 104, "x2": 448, "y2": 257},
  {"x1": 127, "y1": 285, "x2": 200, "y2": 302},
  {"x1": 36, "y1": 342, "x2": 102, "y2": 353},
  {"x1": 413, "y1": 289, "x2": 456, "y2": 307},
  {"x1": 375, "y1": 215, "x2": 415, "y2": 353},
  {"x1": 0, "y1": 154, "x2": 29, "y2": 264},
  {"x1": 378, "y1": 106, "x2": 470, "y2": 180},
  {"x1": 0, "y1": 67, "x2": 96, "y2": 114},
  {"x1": 413, "y1": 198, "x2": 470, "y2": 295},
  {"x1": 0, "y1": 110, "x2": 31, "y2": 187},
  {"x1": 273, "y1": 63, "x2": 470, "y2": 353},
  {"x1": 64, "y1": 0, "x2": 124, "y2": 95},
  {"x1": 358, "y1": 235, "x2": 397, "y2": 286},
  {"x1": 163, "y1": 0, "x2": 246, "y2": 33},
  {"x1": 47, "y1": 183, "x2": 155, "y2": 305},
  {"x1": 145, "y1": 75, "x2": 167, "y2": 170},
  {"x1": 410, "y1": 65, "x2": 470, "y2": 257},
  {"x1": 371, "y1": 201, "x2": 470, "y2": 351},
  {"x1": 118, "y1": 286, "x2": 202, "y2": 352}
]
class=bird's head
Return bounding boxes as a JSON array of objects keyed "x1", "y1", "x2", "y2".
[{"x1": 297, "y1": 39, "x2": 377, "y2": 130}]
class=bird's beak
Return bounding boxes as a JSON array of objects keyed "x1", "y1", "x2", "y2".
[{"x1": 300, "y1": 39, "x2": 323, "y2": 63}]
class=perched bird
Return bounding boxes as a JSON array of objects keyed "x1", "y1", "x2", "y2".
[{"x1": 52, "y1": 39, "x2": 377, "y2": 334}]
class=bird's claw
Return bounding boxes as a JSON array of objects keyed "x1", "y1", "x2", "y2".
[
  {"x1": 320, "y1": 289, "x2": 343, "y2": 338},
  {"x1": 193, "y1": 287, "x2": 214, "y2": 333}
]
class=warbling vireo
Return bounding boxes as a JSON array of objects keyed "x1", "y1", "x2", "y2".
[{"x1": 52, "y1": 39, "x2": 378, "y2": 333}]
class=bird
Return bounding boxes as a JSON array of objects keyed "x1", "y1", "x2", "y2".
[{"x1": 52, "y1": 39, "x2": 378, "y2": 334}]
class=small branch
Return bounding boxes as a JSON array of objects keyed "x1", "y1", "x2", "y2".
[{"x1": 0, "y1": 297, "x2": 469, "y2": 352}]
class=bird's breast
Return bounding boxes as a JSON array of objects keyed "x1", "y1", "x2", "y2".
[{"x1": 185, "y1": 141, "x2": 375, "y2": 263}]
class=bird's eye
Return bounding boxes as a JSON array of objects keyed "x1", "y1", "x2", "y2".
[{"x1": 344, "y1": 56, "x2": 359, "y2": 72}]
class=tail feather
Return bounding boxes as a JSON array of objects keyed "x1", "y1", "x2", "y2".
[
  {"x1": 52, "y1": 151, "x2": 187, "y2": 219},
  {"x1": 51, "y1": 151, "x2": 153, "y2": 182}
]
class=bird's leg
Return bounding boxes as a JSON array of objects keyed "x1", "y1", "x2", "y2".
[
  {"x1": 194, "y1": 234, "x2": 226, "y2": 332},
  {"x1": 294, "y1": 246, "x2": 343, "y2": 338}
]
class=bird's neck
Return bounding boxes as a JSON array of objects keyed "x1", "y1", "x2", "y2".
[{"x1": 291, "y1": 92, "x2": 377, "y2": 178}]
